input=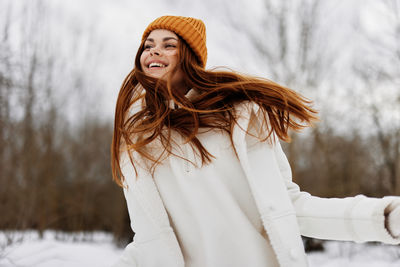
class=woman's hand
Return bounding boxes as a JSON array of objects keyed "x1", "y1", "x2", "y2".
[{"x1": 385, "y1": 203, "x2": 400, "y2": 238}]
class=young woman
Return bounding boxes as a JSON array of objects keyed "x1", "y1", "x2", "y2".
[{"x1": 111, "y1": 15, "x2": 400, "y2": 267}]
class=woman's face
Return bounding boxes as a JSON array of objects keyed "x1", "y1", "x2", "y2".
[{"x1": 140, "y1": 29, "x2": 185, "y2": 90}]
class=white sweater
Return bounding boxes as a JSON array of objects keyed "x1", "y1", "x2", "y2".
[
  {"x1": 112, "y1": 101, "x2": 400, "y2": 267},
  {"x1": 153, "y1": 129, "x2": 280, "y2": 266}
]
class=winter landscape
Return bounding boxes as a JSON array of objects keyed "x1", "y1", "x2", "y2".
[{"x1": 1, "y1": 0, "x2": 400, "y2": 266}]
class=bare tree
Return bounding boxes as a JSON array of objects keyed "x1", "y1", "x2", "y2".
[
  {"x1": 353, "y1": 0, "x2": 400, "y2": 194},
  {"x1": 0, "y1": 0, "x2": 130, "y2": 246},
  {"x1": 226, "y1": 0, "x2": 342, "y2": 186}
]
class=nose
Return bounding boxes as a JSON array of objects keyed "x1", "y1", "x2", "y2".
[{"x1": 150, "y1": 46, "x2": 161, "y2": 56}]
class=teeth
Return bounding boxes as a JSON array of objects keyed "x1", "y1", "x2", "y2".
[{"x1": 149, "y1": 62, "x2": 166, "y2": 68}]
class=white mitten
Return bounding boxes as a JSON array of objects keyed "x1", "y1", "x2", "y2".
[{"x1": 385, "y1": 203, "x2": 400, "y2": 238}]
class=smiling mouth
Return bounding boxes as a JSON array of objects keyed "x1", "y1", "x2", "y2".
[{"x1": 148, "y1": 62, "x2": 168, "y2": 68}]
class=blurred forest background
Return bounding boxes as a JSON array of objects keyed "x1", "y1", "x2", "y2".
[{"x1": 0, "y1": 0, "x2": 399, "y2": 249}]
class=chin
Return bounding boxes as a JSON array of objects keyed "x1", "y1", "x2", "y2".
[{"x1": 145, "y1": 71, "x2": 168, "y2": 79}]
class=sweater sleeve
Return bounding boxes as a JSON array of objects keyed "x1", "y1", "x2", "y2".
[
  {"x1": 110, "y1": 152, "x2": 141, "y2": 267},
  {"x1": 111, "y1": 242, "x2": 139, "y2": 267},
  {"x1": 273, "y1": 139, "x2": 400, "y2": 244}
]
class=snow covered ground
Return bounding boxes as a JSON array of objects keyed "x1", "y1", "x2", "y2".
[
  {"x1": 0, "y1": 231, "x2": 399, "y2": 267},
  {"x1": 0, "y1": 231, "x2": 120, "y2": 267},
  {"x1": 307, "y1": 241, "x2": 400, "y2": 267}
]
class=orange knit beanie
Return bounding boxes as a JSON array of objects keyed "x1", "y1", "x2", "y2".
[{"x1": 142, "y1": 15, "x2": 207, "y2": 68}]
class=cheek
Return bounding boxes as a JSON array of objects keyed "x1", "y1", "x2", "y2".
[
  {"x1": 139, "y1": 53, "x2": 147, "y2": 69},
  {"x1": 168, "y1": 53, "x2": 179, "y2": 68}
]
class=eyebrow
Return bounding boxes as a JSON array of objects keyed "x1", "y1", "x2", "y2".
[{"x1": 145, "y1": 37, "x2": 178, "y2": 42}]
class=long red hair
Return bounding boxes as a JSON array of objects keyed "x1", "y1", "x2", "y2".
[{"x1": 111, "y1": 36, "x2": 318, "y2": 186}]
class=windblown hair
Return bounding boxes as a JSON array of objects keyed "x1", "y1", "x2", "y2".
[{"x1": 111, "y1": 36, "x2": 318, "y2": 186}]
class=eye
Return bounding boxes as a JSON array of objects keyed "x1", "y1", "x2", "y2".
[
  {"x1": 165, "y1": 44, "x2": 176, "y2": 48},
  {"x1": 144, "y1": 44, "x2": 153, "y2": 50}
]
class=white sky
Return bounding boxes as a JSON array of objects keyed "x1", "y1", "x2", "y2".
[{"x1": 2, "y1": 0, "x2": 399, "y2": 133}]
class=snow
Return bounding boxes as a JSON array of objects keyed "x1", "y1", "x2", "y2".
[
  {"x1": 1, "y1": 231, "x2": 399, "y2": 267},
  {"x1": 307, "y1": 241, "x2": 400, "y2": 267},
  {"x1": 0, "y1": 231, "x2": 120, "y2": 267}
]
